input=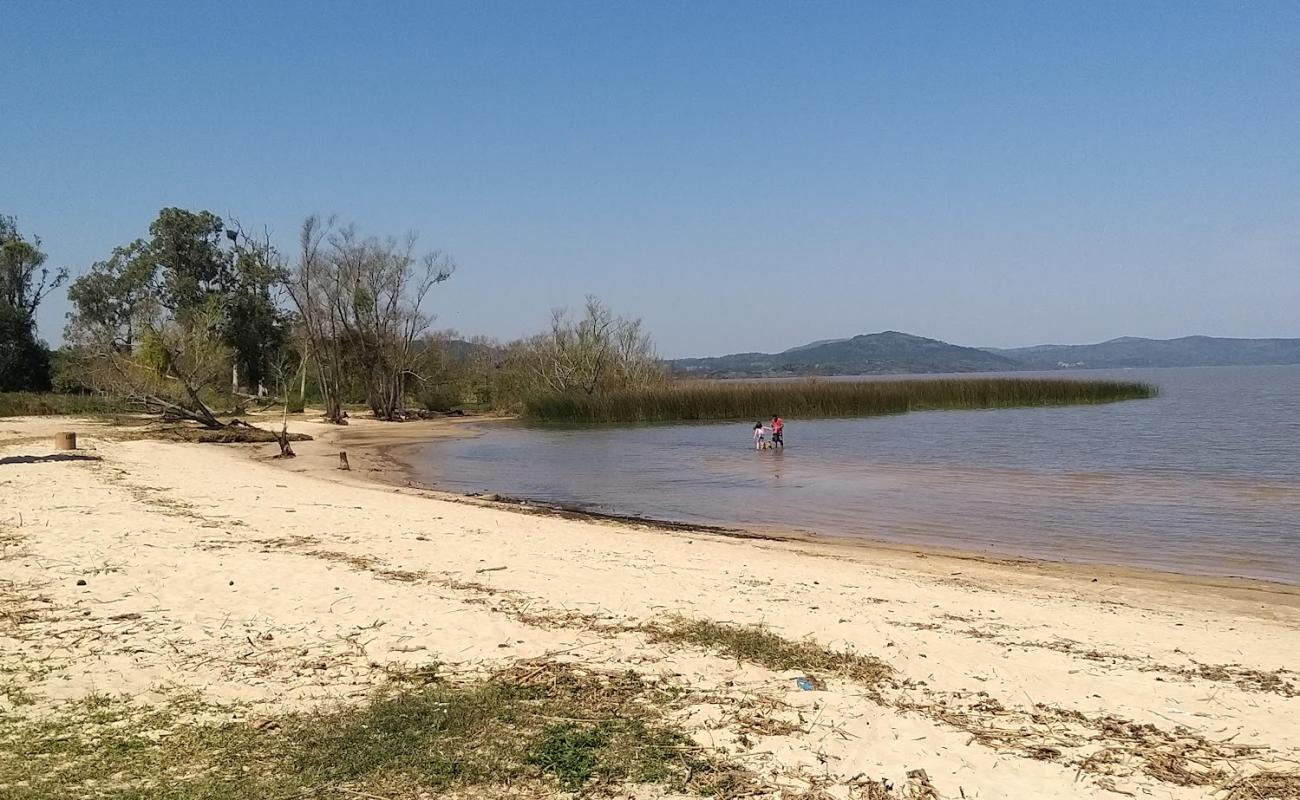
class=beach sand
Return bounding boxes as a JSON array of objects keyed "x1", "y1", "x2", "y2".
[{"x1": 2, "y1": 413, "x2": 1298, "y2": 798}]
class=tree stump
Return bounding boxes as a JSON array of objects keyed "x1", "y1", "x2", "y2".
[
  {"x1": 338, "y1": 451, "x2": 351, "y2": 471},
  {"x1": 54, "y1": 432, "x2": 77, "y2": 450}
]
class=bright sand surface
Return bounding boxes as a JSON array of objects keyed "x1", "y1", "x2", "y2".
[{"x1": 2, "y1": 414, "x2": 1299, "y2": 798}]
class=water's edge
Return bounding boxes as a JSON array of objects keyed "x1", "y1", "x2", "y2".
[{"x1": 357, "y1": 430, "x2": 1300, "y2": 593}]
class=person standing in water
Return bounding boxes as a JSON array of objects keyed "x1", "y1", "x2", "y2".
[
  {"x1": 753, "y1": 422, "x2": 767, "y2": 450},
  {"x1": 771, "y1": 414, "x2": 784, "y2": 448}
]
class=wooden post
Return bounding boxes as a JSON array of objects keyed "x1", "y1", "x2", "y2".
[
  {"x1": 54, "y1": 432, "x2": 77, "y2": 450},
  {"x1": 338, "y1": 451, "x2": 351, "y2": 471}
]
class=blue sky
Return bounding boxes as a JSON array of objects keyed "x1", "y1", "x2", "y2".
[{"x1": 4, "y1": 1, "x2": 1298, "y2": 357}]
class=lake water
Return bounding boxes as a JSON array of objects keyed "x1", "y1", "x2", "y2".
[{"x1": 401, "y1": 366, "x2": 1300, "y2": 584}]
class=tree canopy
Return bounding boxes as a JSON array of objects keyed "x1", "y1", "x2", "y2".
[
  {"x1": 1, "y1": 215, "x2": 67, "y2": 320},
  {"x1": 66, "y1": 208, "x2": 290, "y2": 426},
  {"x1": 0, "y1": 215, "x2": 61, "y2": 391}
]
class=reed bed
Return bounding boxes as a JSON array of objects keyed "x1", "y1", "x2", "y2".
[{"x1": 524, "y1": 377, "x2": 1156, "y2": 424}]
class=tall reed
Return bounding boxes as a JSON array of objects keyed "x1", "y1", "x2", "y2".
[{"x1": 523, "y1": 377, "x2": 1156, "y2": 424}]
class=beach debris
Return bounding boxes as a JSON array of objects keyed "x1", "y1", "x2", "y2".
[
  {"x1": 795, "y1": 675, "x2": 826, "y2": 691},
  {"x1": 75, "y1": 579, "x2": 86, "y2": 586},
  {"x1": 903, "y1": 768, "x2": 939, "y2": 799},
  {"x1": 54, "y1": 431, "x2": 77, "y2": 450},
  {"x1": 273, "y1": 427, "x2": 295, "y2": 458},
  {"x1": 338, "y1": 450, "x2": 351, "y2": 471},
  {"x1": 475, "y1": 566, "x2": 507, "y2": 574}
]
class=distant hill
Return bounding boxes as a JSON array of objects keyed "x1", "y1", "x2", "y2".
[
  {"x1": 986, "y1": 335, "x2": 1300, "y2": 370},
  {"x1": 670, "y1": 331, "x2": 1018, "y2": 376},
  {"x1": 668, "y1": 332, "x2": 1300, "y2": 377}
]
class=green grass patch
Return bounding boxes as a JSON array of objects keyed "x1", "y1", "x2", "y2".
[
  {"x1": 649, "y1": 617, "x2": 894, "y2": 690},
  {"x1": 0, "y1": 392, "x2": 131, "y2": 418},
  {"x1": 523, "y1": 377, "x2": 1156, "y2": 423},
  {"x1": 0, "y1": 662, "x2": 751, "y2": 799}
]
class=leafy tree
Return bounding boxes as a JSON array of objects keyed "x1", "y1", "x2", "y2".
[
  {"x1": 65, "y1": 240, "x2": 155, "y2": 349},
  {"x1": 0, "y1": 215, "x2": 67, "y2": 320},
  {"x1": 0, "y1": 215, "x2": 63, "y2": 391},
  {"x1": 0, "y1": 303, "x2": 51, "y2": 391},
  {"x1": 223, "y1": 224, "x2": 289, "y2": 393},
  {"x1": 67, "y1": 209, "x2": 239, "y2": 426},
  {"x1": 148, "y1": 208, "x2": 232, "y2": 310},
  {"x1": 67, "y1": 208, "x2": 293, "y2": 424}
]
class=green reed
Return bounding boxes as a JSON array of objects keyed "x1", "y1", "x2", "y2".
[{"x1": 523, "y1": 377, "x2": 1156, "y2": 424}]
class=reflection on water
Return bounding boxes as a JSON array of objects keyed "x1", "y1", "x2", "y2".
[{"x1": 404, "y1": 366, "x2": 1300, "y2": 584}]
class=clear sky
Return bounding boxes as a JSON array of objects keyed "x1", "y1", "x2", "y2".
[{"x1": 4, "y1": 1, "x2": 1298, "y2": 357}]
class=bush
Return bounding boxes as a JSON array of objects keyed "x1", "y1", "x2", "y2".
[
  {"x1": 418, "y1": 383, "x2": 464, "y2": 413},
  {"x1": 49, "y1": 348, "x2": 93, "y2": 394}
]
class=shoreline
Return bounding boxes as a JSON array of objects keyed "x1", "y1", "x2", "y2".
[
  {"x1": 314, "y1": 413, "x2": 1300, "y2": 606},
  {"x1": 294, "y1": 415, "x2": 1300, "y2": 614}
]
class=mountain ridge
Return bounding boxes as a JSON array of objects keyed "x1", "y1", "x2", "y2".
[
  {"x1": 669, "y1": 333, "x2": 1300, "y2": 376},
  {"x1": 671, "y1": 331, "x2": 1018, "y2": 376}
]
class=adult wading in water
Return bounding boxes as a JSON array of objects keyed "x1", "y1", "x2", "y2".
[{"x1": 771, "y1": 414, "x2": 784, "y2": 448}]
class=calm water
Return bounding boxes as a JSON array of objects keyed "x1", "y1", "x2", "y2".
[{"x1": 403, "y1": 366, "x2": 1300, "y2": 584}]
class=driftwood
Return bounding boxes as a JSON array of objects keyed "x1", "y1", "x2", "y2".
[{"x1": 275, "y1": 426, "x2": 295, "y2": 458}]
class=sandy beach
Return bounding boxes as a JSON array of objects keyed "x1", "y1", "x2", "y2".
[{"x1": 2, "y1": 414, "x2": 1299, "y2": 799}]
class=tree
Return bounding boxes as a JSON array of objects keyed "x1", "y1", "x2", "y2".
[
  {"x1": 148, "y1": 208, "x2": 232, "y2": 310},
  {"x1": 66, "y1": 209, "x2": 240, "y2": 427},
  {"x1": 0, "y1": 215, "x2": 67, "y2": 320},
  {"x1": 0, "y1": 303, "x2": 51, "y2": 391},
  {"x1": 65, "y1": 240, "x2": 155, "y2": 350},
  {"x1": 513, "y1": 296, "x2": 662, "y2": 397},
  {"x1": 284, "y1": 216, "x2": 347, "y2": 423},
  {"x1": 0, "y1": 215, "x2": 62, "y2": 392},
  {"x1": 224, "y1": 223, "x2": 289, "y2": 394},
  {"x1": 285, "y1": 216, "x2": 454, "y2": 422}
]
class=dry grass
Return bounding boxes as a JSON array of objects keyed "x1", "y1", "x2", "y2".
[
  {"x1": 647, "y1": 617, "x2": 894, "y2": 692},
  {"x1": 1220, "y1": 771, "x2": 1300, "y2": 799}
]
